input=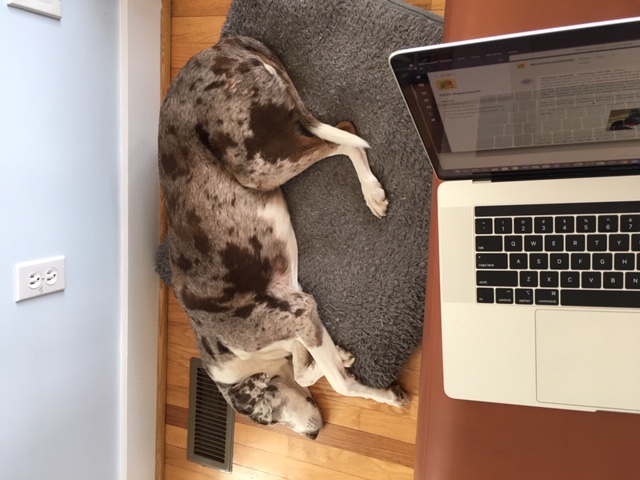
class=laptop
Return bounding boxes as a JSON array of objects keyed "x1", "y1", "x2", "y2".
[{"x1": 390, "y1": 17, "x2": 640, "y2": 414}]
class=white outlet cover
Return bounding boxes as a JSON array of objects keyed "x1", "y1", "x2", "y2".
[
  {"x1": 7, "y1": 0, "x2": 61, "y2": 19},
  {"x1": 15, "y1": 255, "x2": 66, "y2": 302}
]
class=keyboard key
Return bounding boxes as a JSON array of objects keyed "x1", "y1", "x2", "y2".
[
  {"x1": 504, "y1": 235, "x2": 523, "y2": 251},
  {"x1": 561, "y1": 271, "x2": 580, "y2": 288},
  {"x1": 592, "y1": 253, "x2": 613, "y2": 270},
  {"x1": 562, "y1": 289, "x2": 640, "y2": 308},
  {"x1": 520, "y1": 271, "x2": 538, "y2": 287},
  {"x1": 540, "y1": 271, "x2": 559, "y2": 287},
  {"x1": 509, "y1": 253, "x2": 528, "y2": 269},
  {"x1": 582, "y1": 271, "x2": 602, "y2": 289},
  {"x1": 577, "y1": 215, "x2": 596, "y2": 232},
  {"x1": 476, "y1": 236, "x2": 502, "y2": 252},
  {"x1": 598, "y1": 215, "x2": 619, "y2": 232},
  {"x1": 536, "y1": 289, "x2": 559, "y2": 305},
  {"x1": 477, "y1": 287, "x2": 494, "y2": 303},
  {"x1": 524, "y1": 235, "x2": 544, "y2": 251},
  {"x1": 632, "y1": 234, "x2": 640, "y2": 251},
  {"x1": 495, "y1": 217, "x2": 513, "y2": 234},
  {"x1": 621, "y1": 214, "x2": 640, "y2": 232},
  {"x1": 496, "y1": 288, "x2": 514, "y2": 304},
  {"x1": 550, "y1": 253, "x2": 569, "y2": 270},
  {"x1": 603, "y1": 272, "x2": 624, "y2": 289},
  {"x1": 609, "y1": 234, "x2": 630, "y2": 251},
  {"x1": 516, "y1": 288, "x2": 534, "y2": 304},
  {"x1": 587, "y1": 234, "x2": 607, "y2": 251},
  {"x1": 476, "y1": 218, "x2": 493, "y2": 234},
  {"x1": 626, "y1": 272, "x2": 640, "y2": 290},
  {"x1": 614, "y1": 253, "x2": 635, "y2": 270},
  {"x1": 477, "y1": 270, "x2": 518, "y2": 287},
  {"x1": 476, "y1": 253, "x2": 508, "y2": 269},
  {"x1": 514, "y1": 217, "x2": 533, "y2": 233},
  {"x1": 545, "y1": 235, "x2": 564, "y2": 251},
  {"x1": 571, "y1": 253, "x2": 591, "y2": 270},
  {"x1": 534, "y1": 217, "x2": 553, "y2": 233},
  {"x1": 565, "y1": 234, "x2": 586, "y2": 251},
  {"x1": 530, "y1": 253, "x2": 548, "y2": 269},
  {"x1": 555, "y1": 216, "x2": 574, "y2": 233}
]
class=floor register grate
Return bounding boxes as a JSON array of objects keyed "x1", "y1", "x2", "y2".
[{"x1": 187, "y1": 357, "x2": 235, "y2": 472}]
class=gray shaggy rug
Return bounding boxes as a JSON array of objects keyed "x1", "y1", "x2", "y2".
[{"x1": 157, "y1": 0, "x2": 442, "y2": 388}]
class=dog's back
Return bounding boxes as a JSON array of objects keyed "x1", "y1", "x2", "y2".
[{"x1": 159, "y1": 37, "x2": 305, "y2": 354}]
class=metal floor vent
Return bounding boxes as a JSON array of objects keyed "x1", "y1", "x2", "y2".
[{"x1": 187, "y1": 357, "x2": 235, "y2": 472}]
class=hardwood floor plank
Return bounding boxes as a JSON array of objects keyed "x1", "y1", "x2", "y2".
[
  {"x1": 171, "y1": 16, "x2": 225, "y2": 44},
  {"x1": 287, "y1": 436, "x2": 414, "y2": 480},
  {"x1": 407, "y1": 0, "x2": 446, "y2": 15},
  {"x1": 166, "y1": 445, "x2": 265, "y2": 480},
  {"x1": 165, "y1": 444, "x2": 229, "y2": 480},
  {"x1": 166, "y1": 424, "x2": 189, "y2": 449},
  {"x1": 234, "y1": 414, "x2": 415, "y2": 470},
  {"x1": 166, "y1": 404, "x2": 189, "y2": 429},
  {"x1": 171, "y1": 17, "x2": 226, "y2": 70},
  {"x1": 232, "y1": 443, "x2": 367, "y2": 480},
  {"x1": 404, "y1": 347, "x2": 422, "y2": 372},
  {"x1": 167, "y1": 382, "x2": 190, "y2": 409},
  {"x1": 313, "y1": 397, "x2": 362, "y2": 430},
  {"x1": 164, "y1": 464, "x2": 222, "y2": 480},
  {"x1": 234, "y1": 422, "x2": 289, "y2": 457},
  {"x1": 317, "y1": 422, "x2": 415, "y2": 469},
  {"x1": 172, "y1": 0, "x2": 232, "y2": 17},
  {"x1": 172, "y1": 43, "x2": 214, "y2": 71},
  {"x1": 359, "y1": 407, "x2": 417, "y2": 444},
  {"x1": 167, "y1": 360, "x2": 191, "y2": 389}
]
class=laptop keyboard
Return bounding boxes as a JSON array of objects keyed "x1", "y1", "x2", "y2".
[{"x1": 475, "y1": 201, "x2": 640, "y2": 308}]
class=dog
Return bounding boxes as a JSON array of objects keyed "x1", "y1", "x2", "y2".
[{"x1": 158, "y1": 36, "x2": 409, "y2": 439}]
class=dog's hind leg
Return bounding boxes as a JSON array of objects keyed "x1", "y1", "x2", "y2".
[
  {"x1": 220, "y1": 119, "x2": 388, "y2": 217},
  {"x1": 303, "y1": 326, "x2": 408, "y2": 407},
  {"x1": 292, "y1": 341, "x2": 325, "y2": 387},
  {"x1": 292, "y1": 341, "x2": 355, "y2": 387},
  {"x1": 287, "y1": 291, "x2": 409, "y2": 407},
  {"x1": 322, "y1": 121, "x2": 388, "y2": 218}
]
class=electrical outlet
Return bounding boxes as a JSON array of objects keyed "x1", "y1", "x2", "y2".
[
  {"x1": 15, "y1": 255, "x2": 66, "y2": 302},
  {"x1": 7, "y1": 0, "x2": 61, "y2": 20}
]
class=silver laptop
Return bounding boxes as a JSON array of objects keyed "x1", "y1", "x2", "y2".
[{"x1": 390, "y1": 17, "x2": 640, "y2": 414}]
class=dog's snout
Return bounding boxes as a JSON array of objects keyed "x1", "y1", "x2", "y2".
[{"x1": 306, "y1": 430, "x2": 320, "y2": 440}]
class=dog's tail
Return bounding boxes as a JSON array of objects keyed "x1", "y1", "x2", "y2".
[{"x1": 307, "y1": 123, "x2": 370, "y2": 149}]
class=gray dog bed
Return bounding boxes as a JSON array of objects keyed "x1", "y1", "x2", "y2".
[{"x1": 157, "y1": 0, "x2": 442, "y2": 388}]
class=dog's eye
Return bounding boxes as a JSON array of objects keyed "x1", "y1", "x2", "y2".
[{"x1": 306, "y1": 396, "x2": 316, "y2": 406}]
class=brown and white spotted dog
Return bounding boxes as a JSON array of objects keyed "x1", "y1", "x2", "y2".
[{"x1": 158, "y1": 36, "x2": 409, "y2": 439}]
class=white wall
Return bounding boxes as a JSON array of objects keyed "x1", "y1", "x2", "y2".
[
  {"x1": 0, "y1": 1, "x2": 160, "y2": 479},
  {"x1": 120, "y1": 0, "x2": 162, "y2": 479}
]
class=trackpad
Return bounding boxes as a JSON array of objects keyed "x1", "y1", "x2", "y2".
[{"x1": 535, "y1": 309, "x2": 640, "y2": 412}]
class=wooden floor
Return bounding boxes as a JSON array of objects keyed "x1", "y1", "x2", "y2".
[{"x1": 158, "y1": 1, "x2": 445, "y2": 479}]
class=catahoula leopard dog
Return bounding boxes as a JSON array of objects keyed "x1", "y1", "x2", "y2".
[{"x1": 158, "y1": 36, "x2": 409, "y2": 439}]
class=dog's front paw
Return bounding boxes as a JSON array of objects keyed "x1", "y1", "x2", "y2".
[
  {"x1": 362, "y1": 179, "x2": 388, "y2": 218},
  {"x1": 387, "y1": 383, "x2": 411, "y2": 408},
  {"x1": 336, "y1": 345, "x2": 355, "y2": 368}
]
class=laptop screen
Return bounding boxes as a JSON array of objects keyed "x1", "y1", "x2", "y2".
[{"x1": 390, "y1": 17, "x2": 640, "y2": 180}]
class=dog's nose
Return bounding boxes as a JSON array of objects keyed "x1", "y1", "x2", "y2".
[{"x1": 306, "y1": 430, "x2": 320, "y2": 440}]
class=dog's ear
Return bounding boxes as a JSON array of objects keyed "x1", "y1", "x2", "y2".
[{"x1": 221, "y1": 373, "x2": 283, "y2": 425}]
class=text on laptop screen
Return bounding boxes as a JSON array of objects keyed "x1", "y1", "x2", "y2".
[{"x1": 390, "y1": 19, "x2": 640, "y2": 179}]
